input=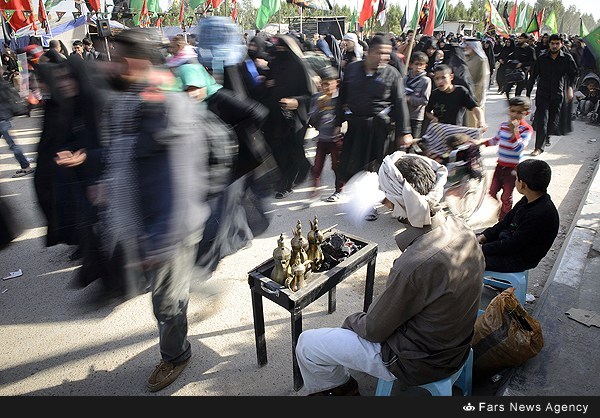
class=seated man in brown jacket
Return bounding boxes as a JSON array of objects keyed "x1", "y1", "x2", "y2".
[{"x1": 296, "y1": 152, "x2": 485, "y2": 395}]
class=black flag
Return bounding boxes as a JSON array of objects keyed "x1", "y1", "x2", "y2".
[{"x1": 400, "y1": 4, "x2": 407, "y2": 34}]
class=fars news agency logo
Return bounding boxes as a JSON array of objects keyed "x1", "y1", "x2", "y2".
[{"x1": 463, "y1": 403, "x2": 476, "y2": 412}]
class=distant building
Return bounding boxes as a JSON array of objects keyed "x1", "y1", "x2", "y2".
[
  {"x1": 434, "y1": 20, "x2": 477, "y2": 37},
  {"x1": 287, "y1": 16, "x2": 346, "y2": 40}
]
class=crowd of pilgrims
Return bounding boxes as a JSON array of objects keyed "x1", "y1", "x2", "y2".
[{"x1": 1, "y1": 25, "x2": 596, "y2": 302}]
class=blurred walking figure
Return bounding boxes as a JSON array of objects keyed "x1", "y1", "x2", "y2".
[
  {"x1": 55, "y1": 29, "x2": 213, "y2": 393},
  {"x1": 527, "y1": 34, "x2": 578, "y2": 156},
  {"x1": 461, "y1": 38, "x2": 490, "y2": 128},
  {"x1": 308, "y1": 65, "x2": 344, "y2": 202},
  {"x1": 34, "y1": 55, "x2": 100, "y2": 262},
  {"x1": 262, "y1": 34, "x2": 315, "y2": 199},
  {"x1": 404, "y1": 51, "x2": 432, "y2": 144},
  {"x1": 504, "y1": 33, "x2": 535, "y2": 100},
  {"x1": 335, "y1": 35, "x2": 413, "y2": 221},
  {"x1": 0, "y1": 79, "x2": 34, "y2": 177}
]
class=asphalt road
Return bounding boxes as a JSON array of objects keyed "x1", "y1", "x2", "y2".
[{"x1": 1, "y1": 84, "x2": 600, "y2": 396}]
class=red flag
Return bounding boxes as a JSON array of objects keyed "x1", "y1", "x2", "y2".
[
  {"x1": 419, "y1": 1, "x2": 430, "y2": 32},
  {"x1": 508, "y1": 0, "x2": 517, "y2": 29},
  {"x1": 230, "y1": 0, "x2": 238, "y2": 22},
  {"x1": 179, "y1": 0, "x2": 185, "y2": 24},
  {"x1": 38, "y1": 0, "x2": 47, "y2": 23},
  {"x1": 359, "y1": 0, "x2": 377, "y2": 28},
  {"x1": 139, "y1": 0, "x2": 150, "y2": 28},
  {"x1": 423, "y1": 0, "x2": 437, "y2": 36},
  {"x1": 536, "y1": 8, "x2": 544, "y2": 28},
  {"x1": 534, "y1": 8, "x2": 544, "y2": 40},
  {"x1": 0, "y1": 0, "x2": 35, "y2": 32},
  {"x1": 88, "y1": 0, "x2": 101, "y2": 11},
  {"x1": 212, "y1": 0, "x2": 224, "y2": 7}
]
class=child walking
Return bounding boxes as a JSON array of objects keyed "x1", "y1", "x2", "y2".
[
  {"x1": 478, "y1": 96, "x2": 533, "y2": 220},
  {"x1": 309, "y1": 65, "x2": 344, "y2": 202},
  {"x1": 405, "y1": 51, "x2": 431, "y2": 148}
]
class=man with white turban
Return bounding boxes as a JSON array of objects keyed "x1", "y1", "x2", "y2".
[
  {"x1": 296, "y1": 151, "x2": 485, "y2": 396},
  {"x1": 461, "y1": 38, "x2": 490, "y2": 128}
]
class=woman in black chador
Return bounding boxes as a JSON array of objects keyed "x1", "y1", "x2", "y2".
[{"x1": 260, "y1": 34, "x2": 316, "y2": 199}]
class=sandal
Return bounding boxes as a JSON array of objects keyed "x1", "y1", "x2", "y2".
[
  {"x1": 364, "y1": 207, "x2": 379, "y2": 221},
  {"x1": 12, "y1": 167, "x2": 34, "y2": 178}
]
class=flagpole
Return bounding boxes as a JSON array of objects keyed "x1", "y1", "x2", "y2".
[
  {"x1": 404, "y1": 0, "x2": 422, "y2": 75},
  {"x1": 39, "y1": 0, "x2": 54, "y2": 39}
]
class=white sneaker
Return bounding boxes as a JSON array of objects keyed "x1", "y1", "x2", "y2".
[{"x1": 325, "y1": 192, "x2": 342, "y2": 202}]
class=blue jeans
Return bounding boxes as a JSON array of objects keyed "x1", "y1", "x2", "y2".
[{"x1": 0, "y1": 119, "x2": 29, "y2": 169}]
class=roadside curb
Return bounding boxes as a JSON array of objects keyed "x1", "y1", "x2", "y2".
[{"x1": 499, "y1": 157, "x2": 600, "y2": 396}]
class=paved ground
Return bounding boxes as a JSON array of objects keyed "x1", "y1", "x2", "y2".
[{"x1": 1, "y1": 84, "x2": 599, "y2": 397}]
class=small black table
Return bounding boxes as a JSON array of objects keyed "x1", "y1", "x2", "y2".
[{"x1": 247, "y1": 230, "x2": 378, "y2": 391}]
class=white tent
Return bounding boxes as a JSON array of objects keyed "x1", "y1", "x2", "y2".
[{"x1": 1, "y1": 13, "x2": 126, "y2": 49}]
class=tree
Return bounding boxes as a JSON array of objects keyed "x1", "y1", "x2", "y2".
[
  {"x1": 236, "y1": 0, "x2": 258, "y2": 31},
  {"x1": 448, "y1": 0, "x2": 469, "y2": 21}
]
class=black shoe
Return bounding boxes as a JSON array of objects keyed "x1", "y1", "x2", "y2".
[
  {"x1": 545, "y1": 139, "x2": 551, "y2": 146},
  {"x1": 275, "y1": 190, "x2": 291, "y2": 199},
  {"x1": 308, "y1": 376, "x2": 360, "y2": 396}
]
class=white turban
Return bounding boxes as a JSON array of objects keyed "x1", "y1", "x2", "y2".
[
  {"x1": 343, "y1": 32, "x2": 363, "y2": 61},
  {"x1": 378, "y1": 151, "x2": 448, "y2": 228},
  {"x1": 461, "y1": 38, "x2": 487, "y2": 61}
]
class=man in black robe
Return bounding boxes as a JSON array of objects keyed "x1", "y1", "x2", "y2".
[
  {"x1": 335, "y1": 35, "x2": 412, "y2": 220},
  {"x1": 526, "y1": 34, "x2": 578, "y2": 156}
]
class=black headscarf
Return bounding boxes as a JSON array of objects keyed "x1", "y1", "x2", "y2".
[{"x1": 248, "y1": 35, "x2": 269, "y2": 61}]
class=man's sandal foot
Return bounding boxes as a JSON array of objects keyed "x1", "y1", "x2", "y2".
[{"x1": 12, "y1": 167, "x2": 34, "y2": 178}]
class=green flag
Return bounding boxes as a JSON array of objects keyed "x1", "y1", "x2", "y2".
[
  {"x1": 580, "y1": 18, "x2": 589, "y2": 38},
  {"x1": 44, "y1": 0, "x2": 63, "y2": 9},
  {"x1": 583, "y1": 24, "x2": 600, "y2": 69},
  {"x1": 130, "y1": 0, "x2": 159, "y2": 26},
  {"x1": 516, "y1": 3, "x2": 528, "y2": 31},
  {"x1": 409, "y1": 0, "x2": 420, "y2": 30},
  {"x1": 487, "y1": 0, "x2": 510, "y2": 38},
  {"x1": 350, "y1": 8, "x2": 357, "y2": 32},
  {"x1": 190, "y1": 0, "x2": 208, "y2": 8},
  {"x1": 256, "y1": 0, "x2": 280, "y2": 30},
  {"x1": 544, "y1": 10, "x2": 557, "y2": 34},
  {"x1": 435, "y1": 0, "x2": 446, "y2": 27},
  {"x1": 525, "y1": 11, "x2": 538, "y2": 34}
]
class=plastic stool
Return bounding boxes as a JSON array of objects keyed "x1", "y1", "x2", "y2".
[
  {"x1": 482, "y1": 270, "x2": 528, "y2": 306},
  {"x1": 375, "y1": 348, "x2": 473, "y2": 396}
]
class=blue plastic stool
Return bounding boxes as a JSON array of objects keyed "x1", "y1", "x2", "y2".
[
  {"x1": 482, "y1": 270, "x2": 528, "y2": 306},
  {"x1": 375, "y1": 348, "x2": 473, "y2": 396}
]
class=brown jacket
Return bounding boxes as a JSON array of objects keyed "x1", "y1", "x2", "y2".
[{"x1": 342, "y1": 212, "x2": 484, "y2": 386}]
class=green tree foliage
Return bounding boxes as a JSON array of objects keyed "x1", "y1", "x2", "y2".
[
  {"x1": 447, "y1": 0, "x2": 469, "y2": 21},
  {"x1": 532, "y1": 0, "x2": 599, "y2": 36}
]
